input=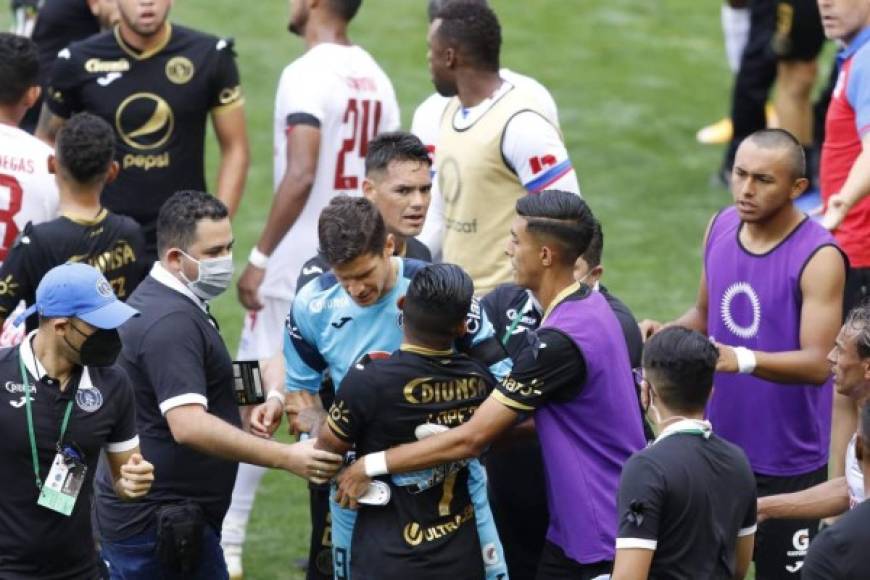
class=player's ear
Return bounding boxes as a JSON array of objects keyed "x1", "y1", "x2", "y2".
[
  {"x1": 790, "y1": 176, "x2": 809, "y2": 200},
  {"x1": 104, "y1": 161, "x2": 120, "y2": 185},
  {"x1": 23, "y1": 85, "x2": 41, "y2": 109},
  {"x1": 47, "y1": 155, "x2": 57, "y2": 175},
  {"x1": 454, "y1": 319, "x2": 467, "y2": 338},
  {"x1": 539, "y1": 245, "x2": 553, "y2": 267},
  {"x1": 384, "y1": 234, "x2": 395, "y2": 257},
  {"x1": 397, "y1": 296, "x2": 405, "y2": 311},
  {"x1": 362, "y1": 177, "x2": 376, "y2": 200}
]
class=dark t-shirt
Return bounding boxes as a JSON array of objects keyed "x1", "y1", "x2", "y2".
[
  {"x1": 32, "y1": 0, "x2": 99, "y2": 86},
  {"x1": 94, "y1": 274, "x2": 240, "y2": 540},
  {"x1": 327, "y1": 348, "x2": 494, "y2": 580},
  {"x1": 0, "y1": 339, "x2": 137, "y2": 579},
  {"x1": 616, "y1": 431, "x2": 757, "y2": 580},
  {"x1": 0, "y1": 210, "x2": 147, "y2": 331},
  {"x1": 802, "y1": 499, "x2": 870, "y2": 579},
  {"x1": 45, "y1": 24, "x2": 243, "y2": 252}
]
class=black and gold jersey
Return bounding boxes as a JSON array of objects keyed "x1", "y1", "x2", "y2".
[
  {"x1": 327, "y1": 347, "x2": 494, "y2": 580},
  {"x1": 45, "y1": 24, "x2": 243, "y2": 249},
  {"x1": 0, "y1": 209, "x2": 147, "y2": 331}
]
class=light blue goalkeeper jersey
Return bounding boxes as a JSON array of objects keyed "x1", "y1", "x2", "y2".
[{"x1": 284, "y1": 257, "x2": 511, "y2": 580}]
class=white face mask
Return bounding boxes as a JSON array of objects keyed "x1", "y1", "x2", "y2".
[
  {"x1": 576, "y1": 271, "x2": 600, "y2": 292},
  {"x1": 179, "y1": 250, "x2": 234, "y2": 301}
]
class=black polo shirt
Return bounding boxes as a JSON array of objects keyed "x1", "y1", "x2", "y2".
[
  {"x1": 616, "y1": 422, "x2": 757, "y2": 580},
  {"x1": 802, "y1": 499, "x2": 870, "y2": 579},
  {"x1": 94, "y1": 265, "x2": 240, "y2": 541},
  {"x1": 0, "y1": 334, "x2": 138, "y2": 579}
]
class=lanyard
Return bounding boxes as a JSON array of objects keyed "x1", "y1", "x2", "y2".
[
  {"x1": 19, "y1": 353, "x2": 74, "y2": 491},
  {"x1": 502, "y1": 297, "x2": 534, "y2": 346}
]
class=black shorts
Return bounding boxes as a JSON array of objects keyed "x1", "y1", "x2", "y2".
[
  {"x1": 535, "y1": 541, "x2": 611, "y2": 580},
  {"x1": 754, "y1": 465, "x2": 827, "y2": 579},
  {"x1": 844, "y1": 267, "x2": 870, "y2": 318},
  {"x1": 772, "y1": 0, "x2": 824, "y2": 61}
]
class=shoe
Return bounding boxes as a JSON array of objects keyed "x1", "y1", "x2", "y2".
[
  {"x1": 696, "y1": 117, "x2": 733, "y2": 145},
  {"x1": 223, "y1": 543, "x2": 243, "y2": 580}
]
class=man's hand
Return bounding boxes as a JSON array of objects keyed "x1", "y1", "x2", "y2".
[
  {"x1": 280, "y1": 438, "x2": 343, "y2": 484},
  {"x1": 237, "y1": 263, "x2": 265, "y2": 311},
  {"x1": 821, "y1": 193, "x2": 850, "y2": 231},
  {"x1": 291, "y1": 406, "x2": 326, "y2": 438},
  {"x1": 284, "y1": 390, "x2": 323, "y2": 437},
  {"x1": 115, "y1": 453, "x2": 155, "y2": 500},
  {"x1": 250, "y1": 396, "x2": 284, "y2": 438},
  {"x1": 714, "y1": 341, "x2": 739, "y2": 373},
  {"x1": 335, "y1": 457, "x2": 372, "y2": 509},
  {"x1": 638, "y1": 319, "x2": 663, "y2": 342}
]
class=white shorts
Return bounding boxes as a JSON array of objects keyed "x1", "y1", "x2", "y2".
[{"x1": 237, "y1": 296, "x2": 291, "y2": 360}]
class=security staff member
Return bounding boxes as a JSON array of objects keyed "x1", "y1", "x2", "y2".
[
  {"x1": 0, "y1": 112, "x2": 146, "y2": 332},
  {"x1": 36, "y1": 0, "x2": 249, "y2": 258},
  {"x1": 0, "y1": 262, "x2": 154, "y2": 579},
  {"x1": 612, "y1": 327, "x2": 757, "y2": 580},
  {"x1": 94, "y1": 191, "x2": 341, "y2": 580}
]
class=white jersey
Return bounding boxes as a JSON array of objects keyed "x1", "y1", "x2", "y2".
[
  {"x1": 0, "y1": 124, "x2": 59, "y2": 263},
  {"x1": 261, "y1": 43, "x2": 400, "y2": 300},
  {"x1": 846, "y1": 434, "x2": 865, "y2": 508},
  {"x1": 412, "y1": 71, "x2": 576, "y2": 257}
]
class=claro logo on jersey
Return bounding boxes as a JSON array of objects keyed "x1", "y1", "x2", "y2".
[
  {"x1": 115, "y1": 93, "x2": 174, "y2": 170},
  {"x1": 402, "y1": 504, "x2": 475, "y2": 547}
]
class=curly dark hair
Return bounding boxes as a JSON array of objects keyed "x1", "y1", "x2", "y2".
[
  {"x1": 0, "y1": 32, "x2": 38, "y2": 105},
  {"x1": 365, "y1": 131, "x2": 431, "y2": 175},
  {"x1": 156, "y1": 190, "x2": 229, "y2": 256},
  {"x1": 56, "y1": 113, "x2": 116, "y2": 184},
  {"x1": 642, "y1": 327, "x2": 720, "y2": 414},
  {"x1": 404, "y1": 263, "x2": 474, "y2": 343},
  {"x1": 318, "y1": 196, "x2": 386, "y2": 266},
  {"x1": 434, "y1": 0, "x2": 501, "y2": 72}
]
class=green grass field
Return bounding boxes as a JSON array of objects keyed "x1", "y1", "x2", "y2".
[{"x1": 5, "y1": 1, "x2": 837, "y2": 577}]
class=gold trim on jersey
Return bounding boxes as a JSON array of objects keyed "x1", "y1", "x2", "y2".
[
  {"x1": 492, "y1": 390, "x2": 534, "y2": 412},
  {"x1": 541, "y1": 282, "x2": 581, "y2": 323},
  {"x1": 400, "y1": 344, "x2": 454, "y2": 357},
  {"x1": 62, "y1": 208, "x2": 108, "y2": 226},
  {"x1": 113, "y1": 22, "x2": 173, "y2": 60},
  {"x1": 210, "y1": 96, "x2": 245, "y2": 116},
  {"x1": 326, "y1": 415, "x2": 349, "y2": 439}
]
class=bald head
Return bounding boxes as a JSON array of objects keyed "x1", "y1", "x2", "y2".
[{"x1": 743, "y1": 128, "x2": 806, "y2": 180}]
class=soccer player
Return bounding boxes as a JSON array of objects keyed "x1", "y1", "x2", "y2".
[
  {"x1": 337, "y1": 191, "x2": 646, "y2": 579},
  {"x1": 612, "y1": 327, "x2": 757, "y2": 580},
  {"x1": 314, "y1": 263, "x2": 496, "y2": 579},
  {"x1": 0, "y1": 112, "x2": 146, "y2": 333},
  {"x1": 801, "y1": 403, "x2": 870, "y2": 579},
  {"x1": 639, "y1": 129, "x2": 847, "y2": 578},
  {"x1": 223, "y1": 131, "x2": 429, "y2": 578},
  {"x1": 251, "y1": 196, "x2": 510, "y2": 580},
  {"x1": 0, "y1": 33, "x2": 59, "y2": 262},
  {"x1": 757, "y1": 302, "x2": 870, "y2": 522},
  {"x1": 412, "y1": 0, "x2": 560, "y2": 257},
  {"x1": 424, "y1": 1, "x2": 580, "y2": 294},
  {"x1": 481, "y1": 217, "x2": 646, "y2": 579},
  {"x1": 36, "y1": 0, "x2": 249, "y2": 258}
]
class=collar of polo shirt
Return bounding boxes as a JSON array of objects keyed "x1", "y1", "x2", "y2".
[
  {"x1": 654, "y1": 418, "x2": 712, "y2": 444},
  {"x1": 149, "y1": 261, "x2": 208, "y2": 312},
  {"x1": 20, "y1": 330, "x2": 96, "y2": 389}
]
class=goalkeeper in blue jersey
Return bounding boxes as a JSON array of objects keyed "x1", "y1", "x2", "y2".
[{"x1": 251, "y1": 196, "x2": 511, "y2": 580}]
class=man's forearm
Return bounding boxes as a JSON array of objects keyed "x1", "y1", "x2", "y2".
[
  {"x1": 215, "y1": 143, "x2": 248, "y2": 217},
  {"x1": 385, "y1": 422, "x2": 484, "y2": 473},
  {"x1": 255, "y1": 174, "x2": 314, "y2": 255},
  {"x1": 838, "y1": 146, "x2": 870, "y2": 208},
  {"x1": 173, "y1": 409, "x2": 290, "y2": 469},
  {"x1": 669, "y1": 306, "x2": 707, "y2": 333},
  {"x1": 752, "y1": 349, "x2": 831, "y2": 385},
  {"x1": 760, "y1": 477, "x2": 850, "y2": 521}
]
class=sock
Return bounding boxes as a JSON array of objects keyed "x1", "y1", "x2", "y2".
[
  {"x1": 722, "y1": 4, "x2": 750, "y2": 74},
  {"x1": 221, "y1": 463, "x2": 268, "y2": 547}
]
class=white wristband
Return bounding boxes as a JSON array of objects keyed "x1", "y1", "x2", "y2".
[
  {"x1": 248, "y1": 247, "x2": 270, "y2": 269},
  {"x1": 266, "y1": 391, "x2": 284, "y2": 405},
  {"x1": 733, "y1": 346, "x2": 757, "y2": 374},
  {"x1": 364, "y1": 451, "x2": 389, "y2": 477}
]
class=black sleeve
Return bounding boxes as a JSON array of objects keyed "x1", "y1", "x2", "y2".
[
  {"x1": 104, "y1": 368, "x2": 139, "y2": 452},
  {"x1": 606, "y1": 293, "x2": 644, "y2": 369},
  {"x1": 327, "y1": 365, "x2": 378, "y2": 444},
  {"x1": 208, "y1": 37, "x2": 243, "y2": 111},
  {"x1": 295, "y1": 255, "x2": 328, "y2": 291},
  {"x1": 0, "y1": 225, "x2": 36, "y2": 317},
  {"x1": 740, "y1": 479, "x2": 758, "y2": 537},
  {"x1": 801, "y1": 528, "x2": 843, "y2": 580},
  {"x1": 125, "y1": 221, "x2": 149, "y2": 294},
  {"x1": 44, "y1": 48, "x2": 84, "y2": 118},
  {"x1": 615, "y1": 453, "x2": 665, "y2": 549},
  {"x1": 493, "y1": 328, "x2": 585, "y2": 411}
]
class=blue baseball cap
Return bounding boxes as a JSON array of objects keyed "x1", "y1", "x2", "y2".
[{"x1": 19, "y1": 263, "x2": 139, "y2": 329}]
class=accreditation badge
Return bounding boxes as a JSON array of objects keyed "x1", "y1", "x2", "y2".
[{"x1": 37, "y1": 447, "x2": 86, "y2": 516}]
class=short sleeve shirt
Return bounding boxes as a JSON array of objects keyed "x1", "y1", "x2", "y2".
[
  {"x1": 0, "y1": 334, "x2": 138, "y2": 579},
  {"x1": 94, "y1": 270, "x2": 240, "y2": 540},
  {"x1": 616, "y1": 427, "x2": 757, "y2": 579},
  {"x1": 802, "y1": 499, "x2": 870, "y2": 579}
]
